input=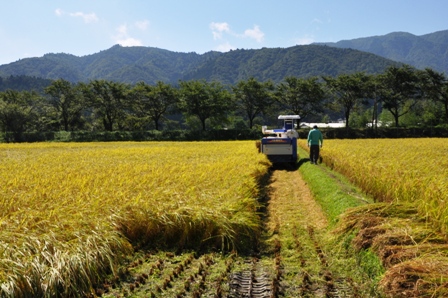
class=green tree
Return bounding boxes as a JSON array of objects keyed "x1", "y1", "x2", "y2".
[
  {"x1": 45, "y1": 79, "x2": 84, "y2": 131},
  {"x1": 233, "y1": 77, "x2": 274, "y2": 129},
  {"x1": 275, "y1": 76, "x2": 325, "y2": 122},
  {"x1": 377, "y1": 65, "x2": 423, "y2": 127},
  {"x1": 179, "y1": 80, "x2": 232, "y2": 131},
  {"x1": 0, "y1": 90, "x2": 41, "y2": 141},
  {"x1": 323, "y1": 72, "x2": 372, "y2": 128},
  {"x1": 130, "y1": 81, "x2": 178, "y2": 130},
  {"x1": 82, "y1": 80, "x2": 130, "y2": 131},
  {"x1": 421, "y1": 68, "x2": 448, "y2": 124}
]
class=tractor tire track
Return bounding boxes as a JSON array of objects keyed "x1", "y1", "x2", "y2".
[
  {"x1": 262, "y1": 166, "x2": 356, "y2": 297},
  {"x1": 228, "y1": 165, "x2": 335, "y2": 298},
  {"x1": 228, "y1": 257, "x2": 274, "y2": 298},
  {"x1": 96, "y1": 164, "x2": 359, "y2": 297}
]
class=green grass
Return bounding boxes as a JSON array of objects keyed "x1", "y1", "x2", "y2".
[
  {"x1": 297, "y1": 146, "x2": 372, "y2": 225},
  {"x1": 297, "y1": 146, "x2": 385, "y2": 296}
]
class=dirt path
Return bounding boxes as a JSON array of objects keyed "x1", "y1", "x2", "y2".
[
  {"x1": 264, "y1": 167, "x2": 336, "y2": 297},
  {"x1": 100, "y1": 166, "x2": 358, "y2": 297},
  {"x1": 267, "y1": 167, "x2": 328, "y2": 232},
  {"x1": 228, "y1": 166, "x2": 357, "y2": 297}
]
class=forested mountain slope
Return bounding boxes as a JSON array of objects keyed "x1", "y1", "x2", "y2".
[
  {"x1": 182, "y1": 45, "x2": 398, "y2": 85},
  {"x1": 316, "y1": 30, "x2": 448, "y2": 74},
  {"x1": 0, "y1": 44, "x2": 400, "y2": 86}
]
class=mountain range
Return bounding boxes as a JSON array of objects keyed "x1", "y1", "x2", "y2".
[
  {"x1": 315, "y1": 30, "x2": 448, "y2": 74},
  {"x1": 0, "y1": 30, "x2": 446, "y2": 86}
]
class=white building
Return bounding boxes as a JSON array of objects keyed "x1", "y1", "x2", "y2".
[{"x1": 300, "y1": 120, "x2": 346, "y2": 128}]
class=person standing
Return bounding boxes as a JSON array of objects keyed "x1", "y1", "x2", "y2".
[{"x1": 307, "y1": 125, "x2": 323, "y2": 164}]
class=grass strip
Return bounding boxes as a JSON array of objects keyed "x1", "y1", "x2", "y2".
[
  {"x1": 298, "y1": 143, "x2": 448, "y2": 295},
  {"x1": 297, "y1": 146, "x2": 370, "y2": 226},
  {"x1": 297, "y1": 145, "x2": 385, "y2": 296}
]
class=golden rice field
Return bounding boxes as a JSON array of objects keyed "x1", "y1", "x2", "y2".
[
  {"x1": 299, "y1": 138, "x2": 448, "y2": 234},
  {"x1": 0, "y1": 141, "x2": 269, "y2": 297}
]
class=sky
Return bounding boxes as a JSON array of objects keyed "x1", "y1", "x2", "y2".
[{"x1": 0, "y1": 0, "x2": 447, "y2": 65}]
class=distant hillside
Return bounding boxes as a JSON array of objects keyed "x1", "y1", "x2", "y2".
[
  {"x1": 316, "y1": 30, "x2": 448, "y2": 74},
  {"x1": 182, "y1": 45, "x2": 399, "y2": 84},
  {"x1": 0, "y1": 44, "x2": 400, "y2": 86},
  {"x1": 0, "y1": 75, "x2": 52, "y2": 92},
  {"x1": 0, "y1": 45, "x2": 221, "y2": 85}
]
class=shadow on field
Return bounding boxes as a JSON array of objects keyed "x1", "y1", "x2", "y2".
[
  {"x1": 270, "y1": 163, "x2": 296, "y2": 171},
  {"x1": 270, "y1": 157, "x2": 311, "y2": 172}
]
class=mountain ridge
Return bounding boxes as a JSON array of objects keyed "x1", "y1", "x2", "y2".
[
  {"x1": 0, "y1": 44, "x2": 400, "y2": 85},
  {"x1": 315, "y1": 29, "x2": 448, "y2": 74},
  {"x1": 1, "y1": 29, "x2": 446, "y2": 86}
]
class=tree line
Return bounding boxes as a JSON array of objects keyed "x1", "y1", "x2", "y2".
[{"x1": 1, "y1": 65, "x2": 447, "y2": 141}]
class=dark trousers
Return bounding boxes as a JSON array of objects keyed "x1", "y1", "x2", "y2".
[{"x1": 310, "y1": 145, "x2": 320, "y2": 163}]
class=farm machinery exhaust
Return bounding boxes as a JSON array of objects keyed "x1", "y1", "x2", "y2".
[{"x1": 258, "y1": 115, "x2": 300, "y2": 164}]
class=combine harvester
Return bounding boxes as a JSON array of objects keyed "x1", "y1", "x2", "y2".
[{"x1": 259, "y1": 115, "x2": 301, "y2": 165}]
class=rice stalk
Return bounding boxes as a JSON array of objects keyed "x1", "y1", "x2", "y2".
[
  {"x1": 303, "y1": 139, "x2": 448, "y2": 234},
  {"x1": 0, "y1": 141, "x2": 267, "y2": 296}
]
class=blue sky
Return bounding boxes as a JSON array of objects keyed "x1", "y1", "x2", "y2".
[{"x1": 0, "y1": 0, "x2": 446, "y2": 65}]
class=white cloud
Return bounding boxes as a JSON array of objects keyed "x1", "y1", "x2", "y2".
[
  {"x1": 55, "y1": 8, "x2": 98, "y2": 23},
  {"x1": 55, "y1": 8, "x2": 64, "y2": 16},
  {"x1": 210, "y1": 22, "x2": 230, "y2": 40},
  {"x1": 117, "y1": 37, "x2": 143, "y2": 47},
  {"x1": 243, "y1": 25, "x2": 264, "y2": 42},
  {"x1": 69, "y1": 12, "x2": 99, "y2": 23},
  {"x1": 215, "y1": 42, "x2": 235, "y2": 52},
  {"x1": 117, "y1": 24, "x2": 128, "y2": 36},
  {"x1": 135, "y1": 20, "x2": 150, "y2": 31},
  {"x1": 113, "y1": 24, "x2": 143, "y2": 47},
  {"x1": 210, "y1": 22, "x2": 265, "y2": 44}
]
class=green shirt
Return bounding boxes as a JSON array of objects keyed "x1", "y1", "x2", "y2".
[{"x1": 307, "y1": 128, "x2": 323, "y2": 146}]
